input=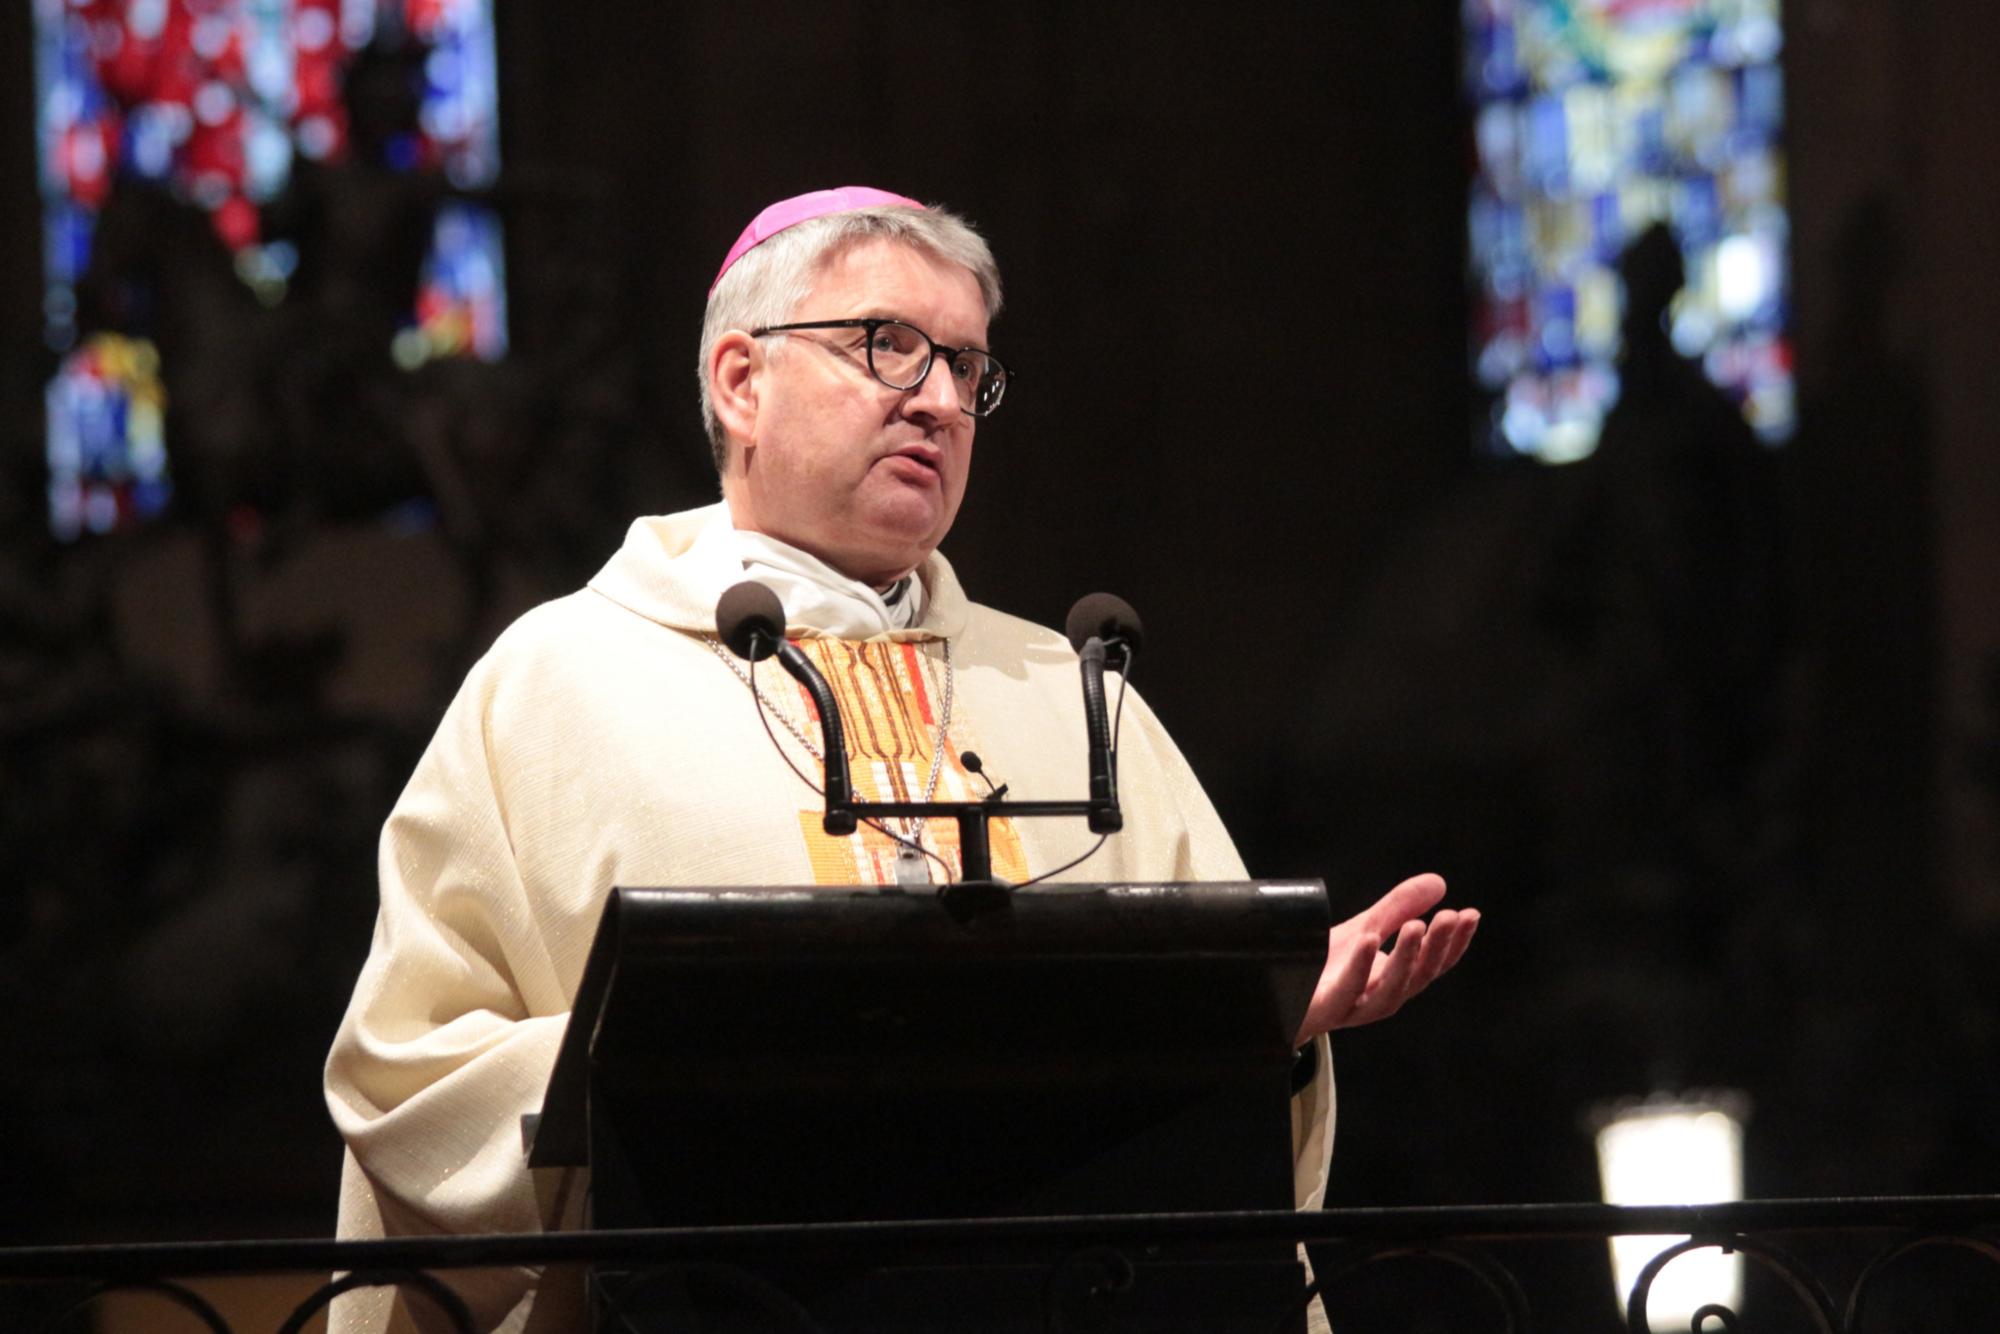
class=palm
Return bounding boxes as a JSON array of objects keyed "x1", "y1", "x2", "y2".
[{"x1": 1296, "y1": 873, "x2": 1479, "y2": 1044}]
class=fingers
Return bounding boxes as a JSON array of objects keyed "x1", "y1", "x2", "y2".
[
  {"x1": 1404, "y1": 908, "x2": 1477, "y2": 994},
  {"x1": 1335, "y1": 904, "x2": 1482, "y2": 1031},
  {"x1": 1368, "y1": 920, "x2": 1432, "y2": 1024},
  {"x1": 1298, "y1": 930, "x2": 1379, "y2": 1045},
  {"x1": 1436, "y1": 908, "x2": 1479, "y2": 975},
  {"x1": 1345, "y1": 917, "x2": 1426, "y2": 1027},
  {"x1": 1313, "y1": 877, "x2": 1481, "y2": 1035},
  {"x1": 1359, "y1": 872, "x2": 1447, "y2": 937}
]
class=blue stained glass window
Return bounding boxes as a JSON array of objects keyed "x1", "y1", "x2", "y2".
[{"x1": 1463, "y1": 0, "x2": 1795, "y2": 463}]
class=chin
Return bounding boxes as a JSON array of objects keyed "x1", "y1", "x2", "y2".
[
  {"x1": 847, "y1": 530, "x2": 937, "y2": 583},
  {"x1": 859, "y1": 507, "x2": 951, "y2": 563}
]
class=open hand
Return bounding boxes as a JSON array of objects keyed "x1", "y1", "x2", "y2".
[{"x1": 1295, "y1": 873, "x2": 1479, "y2": 1044}]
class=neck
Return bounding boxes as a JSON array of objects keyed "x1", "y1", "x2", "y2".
[
  {"x1": 700, "y1": 506, "x2": 925, "y2": 636},
  {"x1": 720, "y1": 487, "x2": 919, "y2": 589}
]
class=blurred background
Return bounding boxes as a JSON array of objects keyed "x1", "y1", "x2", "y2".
[{"x1": 2, "y1": 0, "x2": 1997, "y2": 1327}]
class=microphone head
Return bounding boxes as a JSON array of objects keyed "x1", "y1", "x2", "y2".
[
  {"x1": 1065, "y1": 592, "x2": 1145, "y2": 658},
  {"x1": 716, "y1": 581, "x2": 787, "y2": 661}
]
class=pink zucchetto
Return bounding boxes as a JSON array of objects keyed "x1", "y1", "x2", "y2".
[{"x1": 709, "y1": 186, "x2": 925, "y2": 293}]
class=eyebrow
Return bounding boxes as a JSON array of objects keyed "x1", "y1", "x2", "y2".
[{"x1": 826, "y1": 313, "x2": 996, "y2": 349}]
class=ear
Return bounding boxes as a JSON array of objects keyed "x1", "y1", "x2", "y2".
[{"x1": 709, "y1": 330, "x2": 764, "y2": 461}]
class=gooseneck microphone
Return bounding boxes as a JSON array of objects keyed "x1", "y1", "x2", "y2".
[
  {"x1": 717, "y1": 581, "x2": 1139, "y2": 887},
  {"x1": 1065, "y1": 593, "x2": 1144, "y2": 672},
  {"x1": 1065, "y1": 593, "x2": 1143, "y2": 834},
  {"x1": 716, "y1": 581, "x2": 857, "y2": 834},
  {"x1": 960, "y1": 750, "x2": 1009, "y2": 800},
  {"x1": 716, "y1": 581, "x2": 786, "y2": 660}
]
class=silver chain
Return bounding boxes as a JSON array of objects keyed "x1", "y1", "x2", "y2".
[{"x1": 704, "y1": 635, "x2": 954, "y2": 851}]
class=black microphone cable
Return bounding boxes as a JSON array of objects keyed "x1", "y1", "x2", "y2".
[
  {"x1": 719, "y1": 583, "x2": 959, "y2": 883},
  {"x1": 1016, "y1": 605, "x2": 1140, "y2": 888},
  {"x1": 752, "y1": 648, "x2": 960, "y2": 888},
  {"x1": 1014, "y1": 832, "x2": 1109, "y2": 889},
  {"x1": 1014, "y1": 661, "x2": 1131, "y2": 889},
  {"x1": 742, "y1": 646, "x2": 958, "y2": 884}
]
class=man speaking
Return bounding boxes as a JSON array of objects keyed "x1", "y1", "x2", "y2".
[{"x1": 324, "y1": 187, "x2": 1478, "y2": 1333}]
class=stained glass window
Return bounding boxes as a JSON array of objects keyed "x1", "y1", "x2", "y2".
[
  {"x1": 32, "y1": 0, "x2": 506, "y2": 539},
  {"x1": 1464, "y1": 0, "x2": 1792, "y2": 462}
]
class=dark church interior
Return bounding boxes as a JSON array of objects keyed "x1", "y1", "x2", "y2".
[{"x1": 3, "y1": 3, "x2": 1998, "y2": 1330}]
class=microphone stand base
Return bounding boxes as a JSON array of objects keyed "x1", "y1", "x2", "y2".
[{"x1": 936, "y1": 879, "x2": 1012, "y2": 923}]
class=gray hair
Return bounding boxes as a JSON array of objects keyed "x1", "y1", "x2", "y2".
[{"x1": 697, "y1": 202, "x2": 1004, "y2": 471}]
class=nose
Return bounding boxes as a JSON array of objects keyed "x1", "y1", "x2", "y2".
[{"x1": 900, "y1": 353, "x2": 964, "y2": 423}]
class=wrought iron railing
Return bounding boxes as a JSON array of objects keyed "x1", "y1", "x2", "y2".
[{"x1": 3, "y1": 1196, "x2": 1996, "y2": 1332}]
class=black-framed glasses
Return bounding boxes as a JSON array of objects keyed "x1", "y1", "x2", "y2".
[{"x1": 751, "y1": 318, "x2": 1011, "y2": 418}]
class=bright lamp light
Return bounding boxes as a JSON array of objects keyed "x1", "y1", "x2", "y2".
[{"x1": 1593, "y1": 1092, "x2": 1751, "y2": 1325}]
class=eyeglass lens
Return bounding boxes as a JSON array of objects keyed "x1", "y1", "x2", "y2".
[{"x1": 867, "y1": 322, "x2": 1007, "y2": 417}]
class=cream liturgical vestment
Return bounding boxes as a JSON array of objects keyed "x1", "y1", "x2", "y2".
[{"x1": 323, "y1": 504, "x2": 1335, "y2": 1334}]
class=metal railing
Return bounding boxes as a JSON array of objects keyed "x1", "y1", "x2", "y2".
[{"x1": 3, "y1": 1196, "x2": 1996, "y2": 1332}]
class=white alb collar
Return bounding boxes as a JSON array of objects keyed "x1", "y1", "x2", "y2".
[{"x1": 687, "y1": 505, "x2": 925, "y2": 638}]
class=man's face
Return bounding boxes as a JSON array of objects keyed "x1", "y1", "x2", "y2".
[{"x1": 727, "y1": 238, "x2": 988, "y2": 586}]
